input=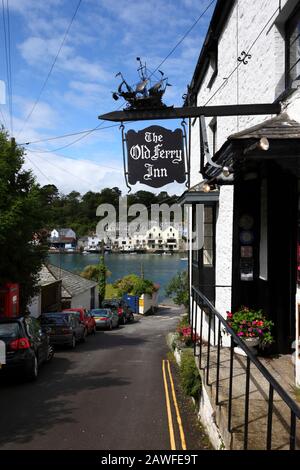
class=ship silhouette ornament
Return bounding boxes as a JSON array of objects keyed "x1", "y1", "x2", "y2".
[{"x1": 112, "y1": 58, "x2": 172, "y2": 110}]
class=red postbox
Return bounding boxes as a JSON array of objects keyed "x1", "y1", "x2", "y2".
[{"x1": 0, "y1": 283, "x2": 20, "y2": 317}]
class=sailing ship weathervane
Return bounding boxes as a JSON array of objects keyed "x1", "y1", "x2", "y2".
[{"x1": 112, "y1": 57, "x2": 172, "y2": 111}]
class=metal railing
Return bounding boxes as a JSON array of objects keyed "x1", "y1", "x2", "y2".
[{"x1": 191, "y1": 285, "x2": 300, "y2": 450}]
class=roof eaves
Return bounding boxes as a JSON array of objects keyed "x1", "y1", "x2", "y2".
[{"x1": 189, "y1": 0, "x2": 236, "y2": 99}]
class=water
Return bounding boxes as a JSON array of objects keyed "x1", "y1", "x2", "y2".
[{"x1": 48, "y1": 253, "x2": 188, "y2": 303}]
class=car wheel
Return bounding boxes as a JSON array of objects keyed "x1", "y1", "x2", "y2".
[
  {"x1": 81, "y1": 329, "x2": 87, "y2": 342},
  {"x1": 25, "y1": 354, "x2": 38, "y2": 381},
  {"x1": 70, "y1": 335, "x2": 76, "y2": 349},
  {"x1": 47, "y1": 344, "x2": 54, "y2": 362}
]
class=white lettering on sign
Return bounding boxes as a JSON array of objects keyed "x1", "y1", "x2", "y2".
[
  {"x1": 0, "y1": 340, "x2": 6, "y2": 365},
  {"x1": 144, "y1": 164, "x2": 168, "y2": 181},
  {"x1": 144, "y1": 132, "x2": 163, "y2": 143},
  {"x1": 130, "y1": 144, "x2": 182, "y2": 164}
]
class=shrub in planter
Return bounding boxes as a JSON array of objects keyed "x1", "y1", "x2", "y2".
[{"x1": 180, "y1": 349, "x2": 201, "y2": 400}]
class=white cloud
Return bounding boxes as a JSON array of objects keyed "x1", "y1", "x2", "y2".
[
  {"x1": 18, "y1": 36, "x2": 111, "y2": 82},
  {"x1": 23, "y1": 150, "x2": 184, "y2": 196}
]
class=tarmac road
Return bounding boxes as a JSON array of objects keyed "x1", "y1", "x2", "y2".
[{"x1": 0, "y1": 307, "x2": 209, "y2": 451}]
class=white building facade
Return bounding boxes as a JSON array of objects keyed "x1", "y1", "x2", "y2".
[{"x1": 182, "y1": 0, "x2": 300, "y2": 383}]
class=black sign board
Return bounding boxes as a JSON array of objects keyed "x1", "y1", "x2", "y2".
[{"x1": 126, "y1": 125, "x2": 186, "y2": 188}]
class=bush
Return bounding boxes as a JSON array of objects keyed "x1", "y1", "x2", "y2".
[
  {"x1": 113, "y1": 274, "x2": 158, "y2": 297},
  {"x1": 176, "y1": 315, "x2": 199, "y2": 348},
  {"x1": 179, "y1": 349, "x2": 201, "y2": 400},
  {"x1": 166, "y1": 271, "x2": 189, "y2": 309}
]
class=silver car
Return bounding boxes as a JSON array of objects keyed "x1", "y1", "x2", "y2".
[{"x1": 90, "y1": 308, "x2": 119, "y2": 330}]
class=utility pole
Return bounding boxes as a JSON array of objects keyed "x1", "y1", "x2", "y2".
[{"x1": 141, "y1": 262, "x2": 144, "y2": 279}]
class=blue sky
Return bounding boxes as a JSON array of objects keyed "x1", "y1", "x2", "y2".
[{"x1": 0, "y1": 0, "x2": 215, "y2": 194}]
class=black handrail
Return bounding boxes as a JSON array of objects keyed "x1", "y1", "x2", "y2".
[{"x1": 191, "y1": 285, "x2": 300, "y2": 450}]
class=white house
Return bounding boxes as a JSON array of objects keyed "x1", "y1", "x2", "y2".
[
  {"x1": 49, "y1": 228, "x2": 77, "y2": 250},
  {"x1": 45, "y1": 264, "x2": 99, "y2": 310}
]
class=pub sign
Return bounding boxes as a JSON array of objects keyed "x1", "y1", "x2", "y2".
[{"x1": 126, "y1": 125, "x2": 186, "y2": 188}]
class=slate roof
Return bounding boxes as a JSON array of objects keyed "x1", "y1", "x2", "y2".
[
  {"x1": 45, "y1": 264, "x2": 97, "y2": 299},
  {"x1": 229, "y1": 113, "x2": 300, "y2": 140},
  {"x1": 38, "y1": 265, "x2": 59, "y2": 287}
]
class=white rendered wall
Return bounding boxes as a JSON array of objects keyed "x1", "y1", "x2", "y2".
[
  {"x1": 71, "y1": 289, "x2": 98, "y2": 310},
  {"x1": 189, "y1": 0, "x2": 300, "y2": 332}
]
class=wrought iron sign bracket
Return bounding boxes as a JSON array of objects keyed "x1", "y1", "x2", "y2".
[
  {"x1": 181, "y1": 119, "x2": 190, "y2": 188},
  {"x1": 120, "y1": 123, "x2": 132, "y2": 193},
  {"x1": 99, "y1": 103, "x2": 281, "y2": 123}
]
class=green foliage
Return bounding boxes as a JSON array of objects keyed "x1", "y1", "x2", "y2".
[
  {"x1": 166, "y1": 271, "x2": 189, "y2": 309},
  {"x1": 105, "y1": 283, "x2": 118, "y2": 299},
  {"x1": 35, "y1": 185, "x2": 179, "y2": 236},
  {"x1": 0, "y1": 132, "x2": 48, "y2": 310},
  {"x1": 113, "y1": 274, "x2": 158, "y2": 297},
  {"x1": 81, "y1": 264, "x2": 111, "y2": 282},
  {"x1": 179, "y1": 349, "x2": 201, "y2": 400},
  {"x1": 98, "y1": 256, "x2": 107, "y2": 304}
]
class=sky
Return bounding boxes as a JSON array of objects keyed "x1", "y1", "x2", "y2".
[{"x1": 0, "y1": 0, "x2": 215, "y2": 195}]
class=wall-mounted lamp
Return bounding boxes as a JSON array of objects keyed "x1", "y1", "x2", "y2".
[
  {"x1": 222, "y1": 166, "x2": 234, "y2": 177},
  {"x1": 202, "y1": 182, "x2": 211, "y2": 193},
  {"x1": 244, "y1": 137, "x2": 270, "y2": 155}
]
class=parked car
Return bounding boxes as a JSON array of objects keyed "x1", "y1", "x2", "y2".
[
  {"x1": 0, "y1": 316, "x2": 53, "y2": 381},
  {"x1": 101, "y1": 299, "x2": 134, "y2": 325},
  {"x1": 90, "y1": 308, "x2": 119, "y2": 330},
  {"x1": 63, "y1": 307, "x2": 96, "y2": 335},
  {"x1": 41, "y1": 312, "x2": 86, "y2": 348}
]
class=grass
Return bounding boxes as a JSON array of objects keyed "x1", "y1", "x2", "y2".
[{"x1": 293, "y1": 386, "x2": 300, "y2": 403}]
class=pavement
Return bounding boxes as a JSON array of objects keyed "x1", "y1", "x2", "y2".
[{"x1": 0, "y1": 306, "x2": 210, "y2": 451}]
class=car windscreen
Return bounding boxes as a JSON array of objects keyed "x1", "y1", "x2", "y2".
[
  {"x1": 0, "y1": 323, "x2": 20, "y2": 338},
  {"x1": 102, "y1": 301, "x2": 118, "y2": 308},
  {"x1": 90, "y1": 309, "x2": 109, "y2": 316},
  {"x1": 67, "y1": 312, "x2": 81, "y2": 319},
  {"x1": 41, "y1": 314, "x2": 69, "y2": 325}
]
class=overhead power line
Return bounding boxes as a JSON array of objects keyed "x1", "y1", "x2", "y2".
[
  {"x1": 204, "y1": 6, "x2": 280, "y2": 107},
  {"x1": 2, "y1": 0, "x2": 13, "y2": 134},
  {"x1": 20, "y1": 123, "x2": 120, "y2": 146},
  {"x1": 17, "y1": 0, "x2": 83, "y2": 139},
  {"x1": 26, "y1": 148, "x2": 122, "y2": 173},
  {"x1": 149, "y1": 0, "x2": 216, "y2": 79}
]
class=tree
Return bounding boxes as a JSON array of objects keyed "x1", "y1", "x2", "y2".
[
  {"x1": 0, "y1": 132, "x2": 48, "y2": 310},
  {"x1": 166, "y1": 271, "x2": 189, "y2": 310},
  {"x1": 98, "y1": 255, "x2": 107, "y2": 305},
  {"x1": 81, "y1": 264, "x2": 111, "y2": 282}
]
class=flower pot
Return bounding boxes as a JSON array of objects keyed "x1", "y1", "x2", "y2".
[{"x1": 234, "y1": 337, "x2": 261, "y2": 357}]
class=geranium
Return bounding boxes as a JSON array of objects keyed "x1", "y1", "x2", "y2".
[
  {"x1": 177, "y1": 323, "x2": 200, "y2": 347},
  {"x1": 226, "y1": 307, "x2": 274, "y2": 348}
]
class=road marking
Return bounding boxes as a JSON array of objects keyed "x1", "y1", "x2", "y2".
[
  {"x1": 162, "y1": 359, "x2": 176, "y2": 450},
  {"x1": 166, "y1": 360, "x2": 187, "y2": 450}
]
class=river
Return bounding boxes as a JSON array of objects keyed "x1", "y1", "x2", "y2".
[{"x1": 48, "y1": 253, "x2": 188, "y2": 303}]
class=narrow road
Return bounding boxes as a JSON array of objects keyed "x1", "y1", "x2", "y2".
[{"x1": 0, "y1": 307, "x2": 207, "y2": 450}]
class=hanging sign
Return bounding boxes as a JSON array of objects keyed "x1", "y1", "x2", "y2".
[{"x1": 126, "y1": 125, "x2": 186, "y2": 188}]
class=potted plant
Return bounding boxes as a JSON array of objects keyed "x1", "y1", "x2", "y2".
[{"x1": 226, "y1": 307, "x2": 274, "y2": 356}]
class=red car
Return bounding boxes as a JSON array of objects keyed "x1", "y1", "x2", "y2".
[{"x1": 63, "y1": 308, "x2": 96, "y2": 335}]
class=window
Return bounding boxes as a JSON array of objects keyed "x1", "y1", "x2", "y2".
[
  {"x1": 210, "y1": 118, "x2": 217, "y2": 155},
  {"x1": 203, "y1": 207, "x2": 214, "y2": 267},
  {"x1": 207, "y1": 42, "x2": 218, "y2": 89},
  {"x1": 286, "y1": 4, "x2": 300, "y2": 87}
]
